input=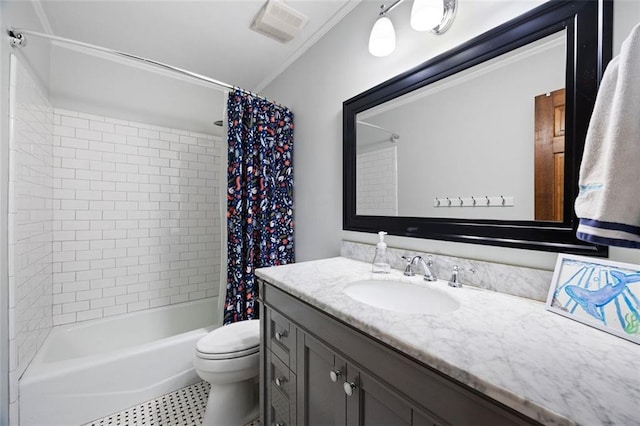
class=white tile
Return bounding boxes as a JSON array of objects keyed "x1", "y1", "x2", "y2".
[
  {"x1": 90, "y1": 278, "x2": 115, "y2": 289},
  {"x1": 76, "y1": 309, "x2": 103, "y2": 322},
  {"x1": 76, "y1": 289, "x2": 103, "y2": 301},
  {"x1": 62, "y1": 281, "x2": 90, "y2": 293},
  {"x1": 53, "y1": 313, "x2": 77, "y2": 325},
  {"x1": 90, "y1": 297, "x2": 115, "y2": 309},
  {"x1": 76, "y1": 129, "x2": 102, "y2": 141},
  {"x1": 62, "y1": 260, "x2": 90, "y2": 272},
  {"x1": 61, "y1": 116, "x2": 89, "y2": 129},
  {"x1": 115, "y1": 125, "x2": 139, "y2": 136},
  {"x1": 90, "y1": 120, "x2": 115, "y2": 133},
  {"x1": 76, "y1": 269, "x2": 103, "y2": 282},
  {"x1": 75, "y1": 230, "x2": 103, "y2": 241},
  {"x1": 61, "y1": 199, "x2": 89, "y2": 210},
  {"x1": 53, "y1": 292, "x2": 76, "y2": 304},
  {"x1": 89, "y1": 140, "x2": 114, "y2": 152},
  {"x1": 128, "y1": 300, "x2": 150, "y2": 312},
  {"x1": 60, "y1": 136, "x2": 88, "y2": 149},
  {"x1": 103, "y1": 132, "x2": 127, "y2": 144},
  {"x1": 76, "y1": 249, "x2": 103, "y2": 261},
  {"x1": 103, "y1": 305, "x2": 127, "y2": 317},
  {"x1": 43, "y1": 108, "x2": 221, "y2": 330},
  {"x1": 62, "y1": 300, "x2": 90, "y2": 314}
]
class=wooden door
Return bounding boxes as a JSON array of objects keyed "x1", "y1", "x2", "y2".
[{"x1": 534, "y1": 89, "x2": 565, "y2": 221}]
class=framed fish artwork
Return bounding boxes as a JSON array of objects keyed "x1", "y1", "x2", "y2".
[{"x1": 546, "y1": 254, "x2": 640, "y2": 345}]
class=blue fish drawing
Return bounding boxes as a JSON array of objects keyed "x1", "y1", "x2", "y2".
[{"x1": 564, "y1": 271, "x2": 640, "y2": 321}]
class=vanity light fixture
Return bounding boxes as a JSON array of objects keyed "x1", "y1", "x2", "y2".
[
  {"x1": 368, "y1": 0, "x2": 457, "y2": 57},
  {"x1": 368, "y1": 4, "x2": 398, "y2": 57}
]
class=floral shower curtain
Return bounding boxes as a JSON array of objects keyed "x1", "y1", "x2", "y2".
[{"x1": 224, "y1": 90, "x2": 295, "y2": 324}]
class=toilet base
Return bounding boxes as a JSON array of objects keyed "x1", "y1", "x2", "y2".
[{"x1": 201, "y1": 378, "x2": 259, "y2": 426}]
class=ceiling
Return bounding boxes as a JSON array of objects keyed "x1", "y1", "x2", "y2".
[{"x1": 15, "y1": 0, "x2": 362, "y2": 134}]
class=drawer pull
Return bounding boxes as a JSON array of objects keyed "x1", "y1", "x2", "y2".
[
  {"x1": 329, "y1": 369, "x2": 342, "y2": 382},
  {"x1": 274, "y1": 330, "x2": 288, "y2": 341},
  {"x1": 343, "y1": 381, "x2": 357, "y2": 396},
  {"x1": 274, "y1": 377, "x2": 287, "y2": 387}
]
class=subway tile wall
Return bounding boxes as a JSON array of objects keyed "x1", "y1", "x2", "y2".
[
  {"x1": 356, "y1": 146, "x2": 398, "y2": 215},
  {"x1": 51, "y1": 108, "x2": 223, "y2": 326},
  {"x1": 8, "y1": 55, "x2": 55, "y2": 425}
]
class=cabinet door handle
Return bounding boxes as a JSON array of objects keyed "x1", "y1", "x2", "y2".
[
  {"x1": 274, "y1": 330, "x2": 288, "y2": 341},
  {"x1": 329, "y1": 369, "x2": 342, "y2": 382},
  {"x1": 343, "y1": 381, "x2": 357, "y2": 396},
  {"x1": 274, "y1": 377, "x2": 287, "y2": 387}
]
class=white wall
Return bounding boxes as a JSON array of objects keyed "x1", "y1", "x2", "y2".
[
  {"x1": 51, "y1": 108, "x2": 222, "y2": 325},
  {"x1": 263, "y1": 0, "x2": 640, "y2": 269},
  {"x1": 1, "y1": 2, "x2": 54, "y2": 423},
  {"x1": 7, "y1": 54, "x2": 54, "y2": 426},
  {"x1": 50, "y1": 44, "x2": 225, "y2": 137}
]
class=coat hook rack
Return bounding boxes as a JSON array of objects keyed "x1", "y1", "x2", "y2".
[{"x1": 433, "y1": 195, "x2": 514, "y2": 208}]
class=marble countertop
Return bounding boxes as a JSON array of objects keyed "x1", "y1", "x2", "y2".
[{"x1": 256, "y1": 257, "x2": 640, "y2": 426}]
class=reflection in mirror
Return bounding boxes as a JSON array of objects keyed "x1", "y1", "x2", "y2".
[{"x1": 355, "y1": 31, "x2": 566, "y2": 221}]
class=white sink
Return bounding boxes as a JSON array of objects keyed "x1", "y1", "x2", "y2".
[{"x1": 343, "y1": 279, "x2": 460, "y2": 315}]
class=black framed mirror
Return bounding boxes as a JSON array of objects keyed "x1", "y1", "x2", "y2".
[{"x1": 344, "y1": 0, "x2": 611, "y2": 255}]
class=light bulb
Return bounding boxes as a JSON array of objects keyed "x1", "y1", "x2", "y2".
[
  {"x1": 368, "y1": 16, "x2": 395, "y2": 57},
  {"x1": 410, "y1": 0, "x2": 444, "y2": 31}
]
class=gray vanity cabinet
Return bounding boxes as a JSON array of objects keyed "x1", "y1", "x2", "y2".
[
  {"x1": 298, "y1": 331, "x2": 437, "y2": 426},
  {"x1": 259, "y1": 280, "x2": 539, "y2": 426}
]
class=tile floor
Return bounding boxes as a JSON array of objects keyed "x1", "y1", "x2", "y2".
[{"x1": 84, "y1": 381, "x2": 260, "y2": 426}]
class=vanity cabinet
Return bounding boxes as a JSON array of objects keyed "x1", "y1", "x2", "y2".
[{"x1": 259, "y1": 280, "x2": 539, "y2": 426}]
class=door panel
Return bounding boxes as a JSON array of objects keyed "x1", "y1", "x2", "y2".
[
  {"x1": 347, "y1": 364, "x2": 430, "y2": 426},
  {"x1": 298, "y1": 333, "x2": 346, "y2": 425},
  {"x1": 534, "y1": 88, "x2": 565, "y2": 221}
]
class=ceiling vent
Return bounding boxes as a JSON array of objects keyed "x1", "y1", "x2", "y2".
[{"x1": 251, "y1": 0, "x2": 309, "y2": 43}]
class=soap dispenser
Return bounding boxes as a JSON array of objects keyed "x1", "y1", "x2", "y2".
[{"x1": 372, "y1": 231, "x2": 391, "y2": 273}]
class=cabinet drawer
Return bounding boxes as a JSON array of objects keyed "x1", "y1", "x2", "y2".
[
  {"x1": 268, "y1": 383, "x2": 291, "y2": 426},
  {"x1": 268, "y1": 350, "x2": 295, "y2": 400},
  {"x1": 265, "y1": 349, "x2": 297, "y2": 426},
  {"x1": 266, "y1": 307, "x2": 296, "y2": 367}
]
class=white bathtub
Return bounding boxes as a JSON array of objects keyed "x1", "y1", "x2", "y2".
[{"x1": 19, "y1": 297, "x2": 219, "y2": 426}]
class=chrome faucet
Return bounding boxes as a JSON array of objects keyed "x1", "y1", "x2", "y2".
[
  {"x1": 401, "y1": 255, "x2": 437, "y2": 282},
  {"x1": 448, "y1": 265, "x2": 475, "y2": 288}
]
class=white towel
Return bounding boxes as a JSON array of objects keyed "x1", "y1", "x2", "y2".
[{"x1": 575, "y1": 23, "x2": 640, "y2": 248}]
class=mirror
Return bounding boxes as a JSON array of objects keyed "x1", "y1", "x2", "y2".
[
  {"x1": 356, "y1": 31, "x2": 566, "y2": 221},
  {"x1": 344, "y1": 0, "x2": 611, "y2": 255}
]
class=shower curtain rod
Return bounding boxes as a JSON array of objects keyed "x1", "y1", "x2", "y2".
[
  {"x1": 7, "y1": 28, "x2": 285, "y2": 108},
  {"x1": 357, "y1": 120, "x2": 399, "y2": 141}
]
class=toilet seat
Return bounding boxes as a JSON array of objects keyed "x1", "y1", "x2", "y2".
[
  {"x1": 196, "y1": 345, "x2": 258, "y2": 360},
  {"x1": 196, "y1": 319, "x2": 260, "y2": 360}
]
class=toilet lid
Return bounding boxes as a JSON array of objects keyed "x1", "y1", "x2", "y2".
[
  {"x1": 196, "y1": 319, "x2": 260, "y2": 355},
  {"x1": 196, "y1": 345, "x2": 259, "y2": 360}
]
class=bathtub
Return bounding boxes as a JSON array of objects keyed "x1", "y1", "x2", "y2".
[{"x1": 19, "y1": 297, "x2": 219, "y2": 426}]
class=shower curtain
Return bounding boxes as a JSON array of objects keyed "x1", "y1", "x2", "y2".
[{"x1": 224, "y1": 90, "x2": 295, "y2": 324}]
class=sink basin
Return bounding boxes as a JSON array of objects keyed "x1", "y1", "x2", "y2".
[{"x1": 343, "y1": 279, "x2": 460, "y2": 315}]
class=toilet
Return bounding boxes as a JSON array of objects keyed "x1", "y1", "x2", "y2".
[{"x1": 194, "y1": 319, "x2": 261, "y2": 426}]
